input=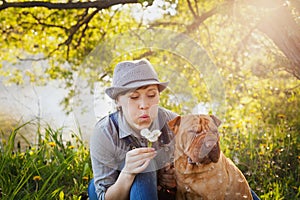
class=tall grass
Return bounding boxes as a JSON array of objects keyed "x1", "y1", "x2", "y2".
[
  {"x1": 0, "y1": 114, "x2": 299, "y2": 199},
  {"x1": 0, "y1": 125, "x2": 92, "y2": 200},
  {"x1": 220, "y1": 114, "x2": 299, "y2": 200}
]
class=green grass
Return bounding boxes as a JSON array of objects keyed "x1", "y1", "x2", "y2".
[
  {"x1": 0, "y1": 114, "x2": 299, "y2": 199},
  {"x1": 0, "y1": 125, "x2": 92, "y2": 200},
  {"x1": 220, "y1": 115, "x2": 299, "y2": 200}
]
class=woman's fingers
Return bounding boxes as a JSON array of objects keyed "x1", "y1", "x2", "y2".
[
  {"x1": 134, "y1": 158, "x2": 151, "y2": 172},
  {"x1": 128, "y1": 147, "x2": 156, "y2": 156},
  {"x1": 126, "y1": 148, "x2": 157, "y2": 162},
  {"x1": 123, "y1": 147, "x2": 157, "y2": 174}
]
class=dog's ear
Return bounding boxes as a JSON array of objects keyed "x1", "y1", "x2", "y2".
[
  {"x1": 168, "y1": 116, "x2": 181, "y2": 134},
  {"x1": 210, "y1": 115, "x2": 221, "y2": 127}
]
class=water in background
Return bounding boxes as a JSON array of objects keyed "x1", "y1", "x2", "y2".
[{"x1": 0, "y1": 78, "x2": 113, "y2": 149}]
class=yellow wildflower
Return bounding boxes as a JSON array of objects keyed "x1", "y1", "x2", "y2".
[
  {"x1": 33, "y1": 175, "x2": 42, "y2": 181},
  {"x1": 245, "y1": 118, "x2": 252, "y2": 123},
  {"x1": 19, "y1": 152, "x2": 25, "y2": 158},
  {"x1": 29, "y1": 150, "x2": 34, "y2": 156},
  {"x1": 249, "y1": 109, "x2": 256, "y2": 114},
  {"x1": 82, "y1": 176, "x2": 89, "y2": 181},
  {"x1": 68, "y1": 145, "x2": 75, "y2": 149},
  {"x1": 222, "y1": 124, "x2": 229, "y2": 129},
  {"x1": 258, "y1": 152, "x2": 264, "y2": 155},
  {"x1": 235, "y1": 122, "x2": 243, "y2": 129},
  {"x1": 48, "y1": 142, "x2": 56, "y2": 147},
  {"x1": 277, "y1": 114, "x2": 286, "y2": 119}
]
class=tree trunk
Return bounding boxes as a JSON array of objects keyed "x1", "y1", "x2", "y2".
[{"x1": 257, "y1": 5, "x2": 300, "y2": 79}]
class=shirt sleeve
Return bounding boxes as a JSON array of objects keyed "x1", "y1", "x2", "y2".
[{"x1": 89, "y1": 116, "x2": 125, "y2": 199}]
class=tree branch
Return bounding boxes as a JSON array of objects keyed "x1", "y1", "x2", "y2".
[
  {"x1": 257, "y1": 5, "x2": 300, "y2": 79},
  {"x1": 185, "y1": 6, "x2": 218, "y2": 33},
  {"x1": 0, "y1": 0, "x2": 138, "y2": 11},
  {"x1": 186, "y1": 0, "x2": 197, "y2": 18},
  {"x1": 25, "y1": 11, "x2": 68, "y2": 31}
]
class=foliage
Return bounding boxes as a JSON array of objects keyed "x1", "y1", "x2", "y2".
[
  {"x1": 0, "y1": 0, "x2": 299, "y2": 199},
  {"x1": 0, "y1": 125, "x2": 92, "y2": 200},
  {"x1": 218, "y1": 71, "x2": 300, "y2": 199},
  {"x1": 1, "y1": 0, "x2": 299, "y2": 110},
  {"x1": 1, "y1": 77, "x2": 299, "y2": 199}
]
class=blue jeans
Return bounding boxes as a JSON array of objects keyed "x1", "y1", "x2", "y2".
[
  {"x1": 251, "y1": 189, "x2": 261, "y2": 200},
  {"x1": 88, "y1": 178, "x2": 260, "y2": 200},
  {"x1": 88, "y1": 171, "x2": 158, "y2": 200}
]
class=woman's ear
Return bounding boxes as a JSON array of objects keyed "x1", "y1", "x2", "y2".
[
  {"x1": 114, "y1": 99, "x2": 122, "y2": 111},
  {"x1": 115, "y1": 99, "x2": 119, "y2": 106}
]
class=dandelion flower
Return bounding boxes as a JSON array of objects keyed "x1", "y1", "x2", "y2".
[
  {"x1": 140, "y1": 129, "x2": 151, "y2": 138},
  {"x1": 48, "y1": 142, "x2": 56, "y2": 147},
  {"x1": 33, "y1": 175, "x2": 42, "y2": 181},
  {"x1": 277, "y1": 114, "x2": 286, "y2": 119},
  {"x1": 29, "y1": 150, "x2": 34, "y2": 156},
  {"x1": 140, "y1": 129, "x2": 162, "y2": 147},
  {"x1": 68, "y1": 145, "x2": 75, "y2": 149},
  {"x1": 19, "y1": 152, "x2": 25, "y2": 158}
]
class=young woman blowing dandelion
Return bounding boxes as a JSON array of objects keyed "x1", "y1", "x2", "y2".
[{"x1": 89, "y1": 59, "x2": 177, "y2": 200}]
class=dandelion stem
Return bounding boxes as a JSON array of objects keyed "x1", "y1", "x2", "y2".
[{"x1": 35, "y1": 181, "x2": 39, "y2": 192}]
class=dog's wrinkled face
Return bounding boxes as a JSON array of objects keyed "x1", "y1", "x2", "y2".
[{"x1": 168, "y1": 114, "x2": 221, "y2": 164}]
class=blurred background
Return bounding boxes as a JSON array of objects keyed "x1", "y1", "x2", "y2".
[{"x1": 0, "y1": 0, "x2": 299, "y2": 199}]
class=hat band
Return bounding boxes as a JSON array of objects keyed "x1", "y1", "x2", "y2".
[{"x1": 122, "y1": 78, "x2": 159, "y2": 87}]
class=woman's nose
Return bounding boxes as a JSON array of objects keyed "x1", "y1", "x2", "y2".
[{"x1": 138, "y1": 98, "x2": 149, "y2": 109}]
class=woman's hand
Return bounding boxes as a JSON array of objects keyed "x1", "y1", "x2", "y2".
[
  {"x1": 158, "y1": 163, "x2": 177, "y2": 189},
  {"x1": 106, "y1": 147, "x2": 156, "y2": 200},
  {"x1": 122, "y1": 147, "x2": 157, "y2": 174}
]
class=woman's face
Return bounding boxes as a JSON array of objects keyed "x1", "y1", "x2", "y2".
[{"x1": 117, "y1": 85, "x2": 160, "y2": 130}]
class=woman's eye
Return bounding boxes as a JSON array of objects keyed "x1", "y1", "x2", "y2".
[
  {"x1": 130, "y1": 96, "x2": 139, "y2": 99},
  {"x1": 148, "y1": 93, "x2": 157, "y2": 98}
]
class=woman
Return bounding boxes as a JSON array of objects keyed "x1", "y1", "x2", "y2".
[{"x1": 89, "y1": 59, "x2": 177, "y2": 200}]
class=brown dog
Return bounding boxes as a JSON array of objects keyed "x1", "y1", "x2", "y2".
[{"x1": 168, "y1": 114, "x2": 252, "y2": 200}]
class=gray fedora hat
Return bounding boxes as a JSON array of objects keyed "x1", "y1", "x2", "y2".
[{"x1": 105, "y1": 59, "x2": 169, "y2": 99}]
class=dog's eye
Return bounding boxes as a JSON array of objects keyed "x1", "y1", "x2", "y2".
[{"x1": 187, "y1": 130, "x2": 197, "y2": 134}]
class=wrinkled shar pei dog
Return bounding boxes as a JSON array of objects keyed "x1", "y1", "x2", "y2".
[{"x1": 168, "y1": 114, "x2": 252, "y2": 200}]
